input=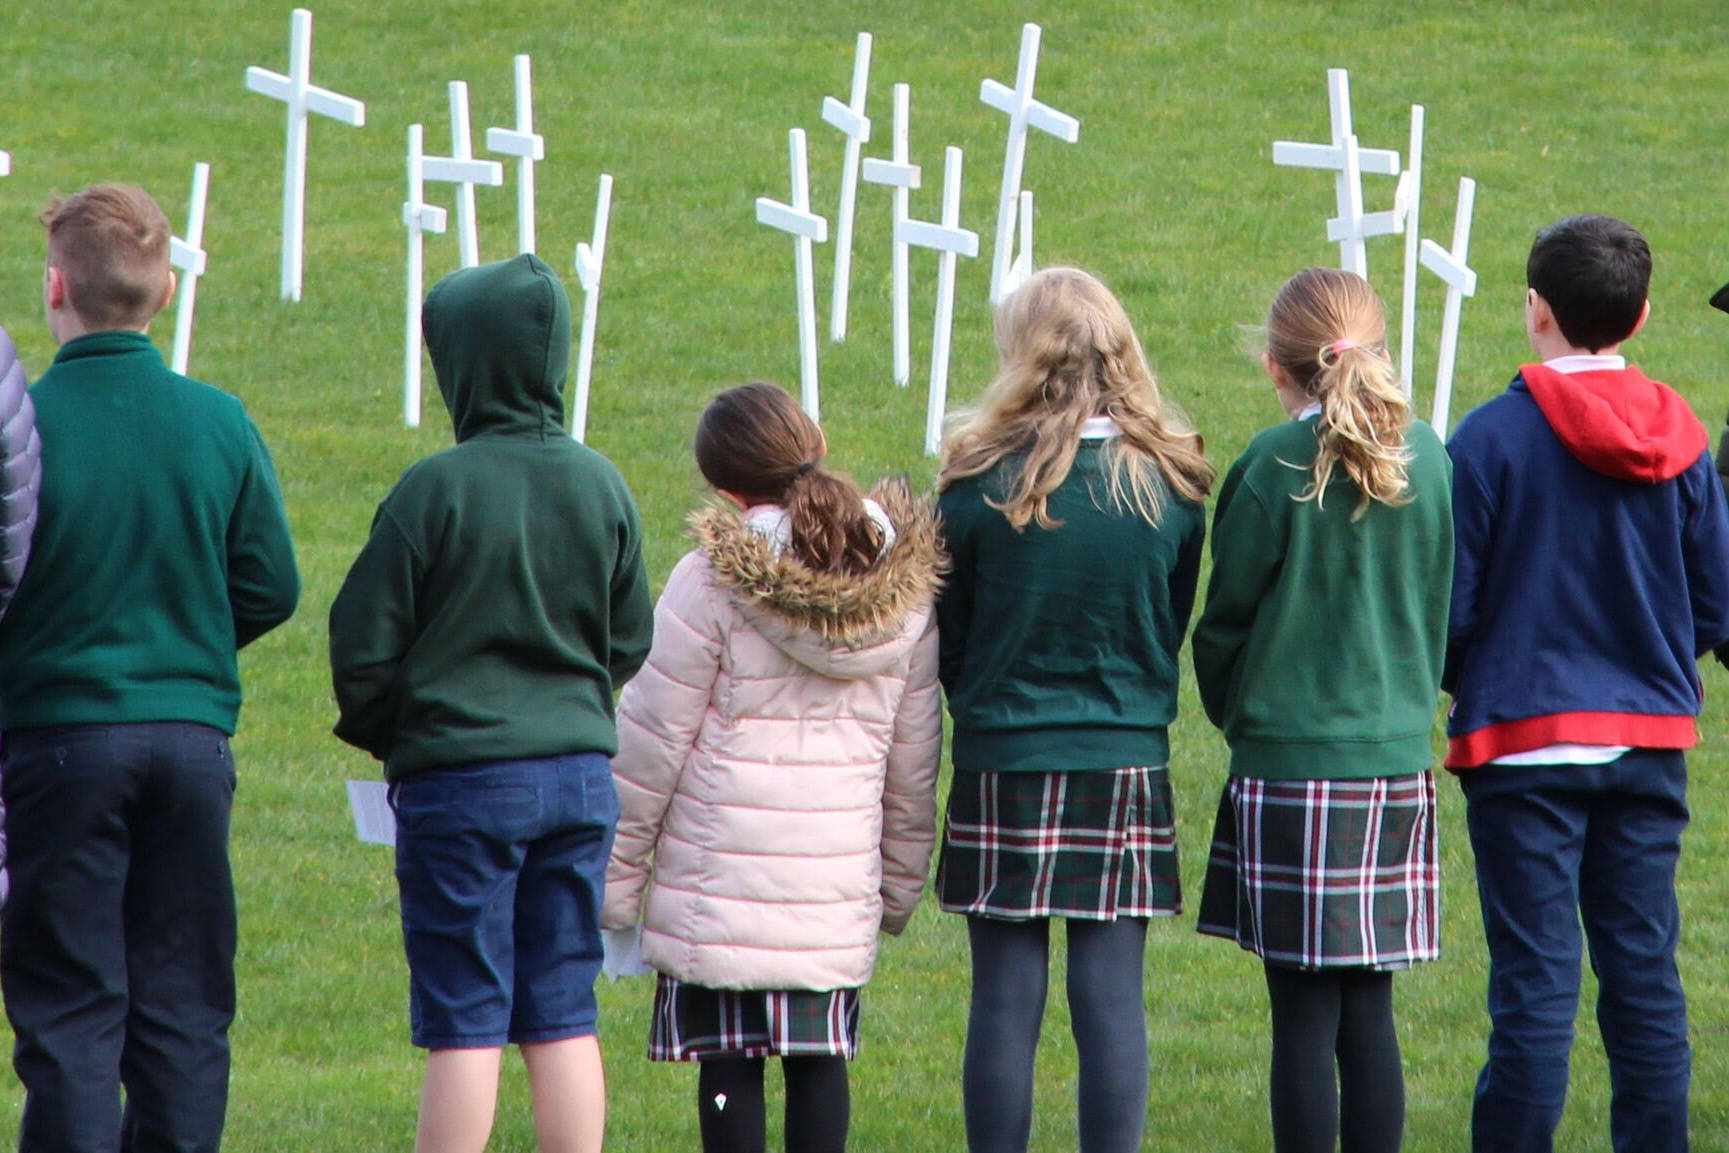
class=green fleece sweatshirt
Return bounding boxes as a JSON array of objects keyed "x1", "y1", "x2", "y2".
[
  {"x1": 1191, "y1": 416, "x2": 1453, "y2": 780},
  {"x1": 0, "y1": 331, "x2": 300, "y2": 733},
  {"x1": 329, "y1": 254, "x2": 653, "y2": 781},
  {"x1": 937, "y1": 441, "x2": 1206, "y2": 773}
]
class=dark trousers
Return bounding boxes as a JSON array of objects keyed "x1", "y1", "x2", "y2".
[
  {"x1": 0, "y1": 723, "x2": 237, "y2": 1153},
  {"x1": 1462, "y1": 750, "x2": 1690, "y2": 1153}
]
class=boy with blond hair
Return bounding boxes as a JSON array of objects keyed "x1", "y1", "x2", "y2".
[
  {"x1": 0, "y1": 183, "x2": 299, "y2": 1153},
  {"x1": 1445, "y1": 215, "x2": 1729, "y2": 1153}
]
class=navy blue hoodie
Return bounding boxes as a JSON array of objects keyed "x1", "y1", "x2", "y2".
[{"x1": 1444, "y1": 363, "x2": 1729, "y2": 767}]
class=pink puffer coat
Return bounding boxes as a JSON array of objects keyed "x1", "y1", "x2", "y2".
[{"x1": 603, "y1": 479, "x2": 946, "y2": 991}]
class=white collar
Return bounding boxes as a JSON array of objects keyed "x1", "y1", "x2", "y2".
[
  {"x1": 744, "y1": 499, "x2": 898, "y2": 557},
  {"x1": 1079, "y1": 416, "x2": 1121, "y2": 439},
  {"x1": 1543, "y1": 353, "x2": 1625, "y2": 375},
  {"x1": 1297, "y1": 402, "x2": 1322, "y2": 420}
]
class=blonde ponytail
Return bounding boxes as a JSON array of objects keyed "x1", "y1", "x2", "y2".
[{"x1": 1267, "y1": 269, "x2": 1414, "y2": 518}]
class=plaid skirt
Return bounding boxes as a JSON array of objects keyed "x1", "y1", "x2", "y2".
[
  {"x1": 647, "y1": 976, "x2": 861, "y2": 1061},
  {"x1": 1196, "y1": 772, "x2": 1440, "y2": 971},
  {"x1": 937, "y1": 765, "x2": 1180, "y2": 921}
]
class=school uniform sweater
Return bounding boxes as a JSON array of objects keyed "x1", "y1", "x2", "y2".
[
  {"x1": 329, "y1": 254, "x2": 654, "y2": 781},
  {"x1": 1443, "y1": 363, "x2": 1729, "y2": 768},
  {"x1": 936, "y1": 434, "x2": 1206, "y2": 774},
  {"x1": 1191, "y1": 416, "x2": 1453, "y2": 780},
  {"x1": 0, "y1": 331, "x2": 299, "y2": 734}
]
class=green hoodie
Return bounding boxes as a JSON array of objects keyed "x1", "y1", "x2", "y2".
[
  {"x1": 1191, "y1": 416, "x2": 1453, "y2": 780},
  {"x1": 329, "y1": 254, "x2": 653, "y2": 781}
]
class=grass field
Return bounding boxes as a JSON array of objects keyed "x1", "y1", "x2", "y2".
[{"x1": 5, "y1": 1, "x2": 1729, "y2": 1149}]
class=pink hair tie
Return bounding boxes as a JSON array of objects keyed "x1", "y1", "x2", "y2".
[{"x1": 1331, "y1": 339, "x2": 1359, "y2": 356}]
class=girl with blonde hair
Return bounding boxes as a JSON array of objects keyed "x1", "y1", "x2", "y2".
[
  {"x1": 935, "y1": 267, "x2": 1213, "y2": 1153},
  {"x1": 1192, "y1": 267, "x2": 1454, "y2": 1153}
]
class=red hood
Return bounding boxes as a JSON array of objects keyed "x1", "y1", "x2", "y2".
[{"x1": 1520, "y1": 362, "x2": 1707, "y2": 483}]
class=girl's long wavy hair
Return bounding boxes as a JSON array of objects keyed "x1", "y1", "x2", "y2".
[
  {"x1": 1266, "y1": 267, "x2": 1413, "y2": 518},
  {"x1": 694, "y1": 382, "x2": 884, "y2": 576},
  {"x1": 937, "y1": 267, "x2": 1214, "y2": 530}
]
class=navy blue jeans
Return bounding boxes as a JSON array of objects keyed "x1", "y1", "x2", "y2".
[
  {"x1": 0, "y1": 723, "x2": 237, "y2": 1153},
  {"x1": 1461, "y1": 750, "x2": 1690, "y2": 1153}
]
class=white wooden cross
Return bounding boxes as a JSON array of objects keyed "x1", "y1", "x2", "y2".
[
  {"x1": 245, "y1": 7, "x2": 366, "y2": 302},
  {"x1": 756, "y1": 128, "x2": 830, "y2": 422},
  {"x1": 440, "y1": 81, "x2": 502, "y2": 268},
  {"x1": 822, "y1": 32, "x2": 872, "y2": 343},
  {"x1": 998, "y1": 188, "x2": 1034, "y2": 298},
  {"x1": 899, "y1": 146, "x2": 979, "y2": 457},
  {"x1": 981, "y1": 23, "x2": 1078, "y2": 304},
  {"x1": 402, "y1": 123, "x2": 449, "y2": 428},
  {"x1": 1420, "y1": 176, "x2": 1478, "y2": 434},
  {"x1": 485, "y1": 55, "x2": 545, "y2": 256},
  {"x1": 0, "y1": 147, "x2": 9, "y2": 178},
  {"x1": 168, "y1": 163, "x2": 211, "y2": 376},
  {"x1": 1273, "y1": 68, "x2": 1400, "y2": 278},
  {"x1": 570, "y1": 173, "x2": 613, "y2": 444},
  {"x1": 1396, "y1": 105, "x2": 1425, "y2": 393},
  {"x1": 861, "y1": 82, "x2": 921, "y2": 387}
]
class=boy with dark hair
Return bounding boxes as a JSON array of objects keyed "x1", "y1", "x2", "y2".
[
  {"x1": 1445, "y1": 213, "x2": 1729, "y2": 1153},
  {"x1": 0, "y1": 183, "x2": 300, "y2": 1153}
]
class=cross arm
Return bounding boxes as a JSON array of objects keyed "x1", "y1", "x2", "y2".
[
  {"x1": 304, "y1": 85, "x2": 366, "y2": 127},
  {"x1": 403, "y1": 202, "x2": 448, "y2": 233},
  {"x1": 170, "y1": 238, "x2": 207, "y2": 277},
  {"x1": 486, "y1": 127, "x2": 545, "y2": 161},
  {"x1": 896, "y1": 219, "x2": 979, "y2": 257},
  {"x1": 1419, "y1": 239, "x2": 1477, "y2": 295},
  {"x1": 756, "y1": 198, "x2": 829, "y2": 242},
  {"x1": 1272, "y1": 140, "x2": 1400, "y2": 177},
  {"x1": 245, "y1": 67, "x2": 293, "y2": 101},
  {"x1": 821, "y1": 97, "x2": 871, "y2": 142},
  {"x1": 575, "y1": 243, "x2": 601, "y2": 293},
  {"x1": 861, "y1": 158, "x2": 921, "y2": 189},
  {"x1": 422, "y1": 156, "x2": 505, "y2": 186}
]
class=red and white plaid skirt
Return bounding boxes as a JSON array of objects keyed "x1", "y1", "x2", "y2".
[
  {"x1": 647, "y1": 976, "x2": 861, "y2": 1061},
  {"x1": 1196, "y1": 772, "x2": 1440, "y2": 971}
]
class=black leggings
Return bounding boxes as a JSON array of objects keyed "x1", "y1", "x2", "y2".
[
  {"x1": 697, "y1": 1055, "x2": 850, "y2": 1153},
  {"x1": 1263, "y1": 963, "x2": 1404, "y2": 1153},
  {"x1": 962, "y1": 916, "x2": 1150, "y2": 1153}
]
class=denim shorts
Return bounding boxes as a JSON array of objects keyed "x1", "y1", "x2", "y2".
[{"x1": 391, "y1": 753, "x2": 618, "y2": 1049}]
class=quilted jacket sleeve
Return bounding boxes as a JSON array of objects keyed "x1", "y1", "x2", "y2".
[
  {"x1": 878, "y1": 610, "x2": 942, "y2": 935},
  {"x1": 603, "y1": 551, "x2": 724, "y2": 930},
  {"x1": 0, "y1": 324, "x2": 41, "y2": 622}
]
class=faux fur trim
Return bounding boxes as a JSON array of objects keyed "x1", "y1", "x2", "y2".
[{"x1": 689, "y1": 476, "x2": 948, "y2": 646}]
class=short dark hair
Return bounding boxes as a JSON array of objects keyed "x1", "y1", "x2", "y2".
[{"x1": 1526, "y1": 215, "x2": 1650, "y2": 352}]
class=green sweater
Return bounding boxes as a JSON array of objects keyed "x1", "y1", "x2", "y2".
[
  {"x1": 936, "y1": 441, "x2": 1206, "y2": 773},
  {"x1": 329, "y1": 254, "x2": 654, "y2": 782},
  {"x1": 0, "y1": 331, "x2": 300, "y2": 733},
  {"x1": 1191, "y1": 416, "x2": 1453, "y2": 780}
]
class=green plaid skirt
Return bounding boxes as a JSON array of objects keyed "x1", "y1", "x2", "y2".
[
  {"x1": 937, "y1": 765, "x2": 1180, "y2": 921},
  {"x1": 647, "y1": 976, "x2": 861, "y2": 1061},
  {"x1": 1196, "y1": 773, "x2": 1440, "y2": 971}
]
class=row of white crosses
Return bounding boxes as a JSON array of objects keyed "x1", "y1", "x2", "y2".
[
  {"x1": 1273, "y1": 68, "x2": 1477, "y2": 432},
  {"x1": 759, "y1": 24, "x2": 1072, "y2": 455}
]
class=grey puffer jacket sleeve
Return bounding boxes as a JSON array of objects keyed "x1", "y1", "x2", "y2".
[{"x1": 0, "y1": 323, "x2": 39, "y2": 621}]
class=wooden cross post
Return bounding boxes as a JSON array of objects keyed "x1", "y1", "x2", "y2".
[
  {"x1": 899, "y1": 146, "x2": 980, "y2": 456},
  {"x1": 1396, "y1": 105, "x2": 1425, "y2": 394},
  {"x1": 1420, "y1": 177, "x2": 1478, "y2": 434},
  {"x1": 999, "y1": 188, "x2": 1034, "y2": 298},
  {"x1": 981, "y1": 23, "x2": 1078, "y2": 304},
  {"x1": 570, "y1": 173, "x2": 614, "y2": 444},
  {"x1": 1272, "y1": 68, "x2": 1399, "y2": 279},
  {"x1": 168, "y1": 163, "x2": 211, "y2": 376},
  {"x1": 442, "y1": 81, "x2": 502, "y2": 268},
  {"x1": 756, "y1": 129, "x2": 830, "y2": 422},
  {"x1": 861, "y1": 82, "x2": 921, "y2": 386},
  {"x1": 822, "y1": 32, "x2": 872, "y2": 343},
  {"x1": 485, "y1": 55, "x2": 546, "y2": 256},
  {"x1": 245, "y1": 7, "x2": 366, "y2": 302},
  {"x1": 402, "y1": 123, "x2": 449, "y2": 428}
]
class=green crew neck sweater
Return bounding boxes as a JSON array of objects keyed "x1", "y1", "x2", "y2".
[
  {"x1": 936, "y1": 442, "x2": 1206, "y2": 773},
  {"x1": 0, "y1": 331, "x2": 300, "y2": 734},
  {"x1": 328, "y1": 255, "x2": 654, "y2": 782},
  {"x1": 1191, "y1": 416, "x2": 1453, "y2": 780}
]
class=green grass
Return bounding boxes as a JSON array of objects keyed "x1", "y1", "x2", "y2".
[{"x1": 4, "y1": 0, "x2": 1729, "y2": 1148}]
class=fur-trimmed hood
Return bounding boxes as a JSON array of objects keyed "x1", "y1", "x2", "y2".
[{"x1": 688, "y1": 476, "x2": 946, "y2": 679}]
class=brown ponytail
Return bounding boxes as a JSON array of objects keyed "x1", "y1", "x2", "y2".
[{"x1": 694, "y1": 383, "x2": 885, "y2": 575}]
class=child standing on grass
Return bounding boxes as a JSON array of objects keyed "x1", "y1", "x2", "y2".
[
  {"x1": 329, "y1": 254, "x2": 653, "y2": 1153},
  {"x1": 1445, "y1": 216, "x2": 1729, "y2": 1153},
  {"x1": 1192, "y1": 267, "x2": 1453, "y2": 1153},
  {"x1": 602, "y1": 382, "x2": 945, "y2": 1153},
  {"x1": 935, "y1": 267, "x2": 1213, "y2": 1153}
]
